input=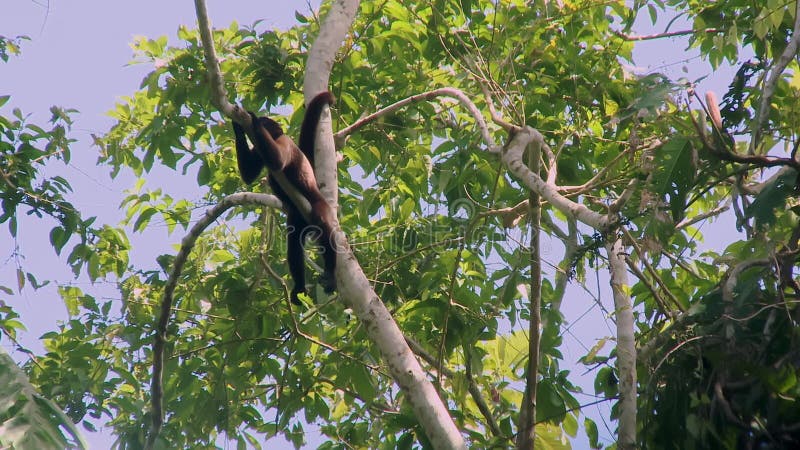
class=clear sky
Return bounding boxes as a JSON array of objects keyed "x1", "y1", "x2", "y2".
[{"x1": 1, "y1": 1, "x2": 741, "y2": 448}]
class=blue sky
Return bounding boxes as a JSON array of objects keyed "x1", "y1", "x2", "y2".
[{"x1": 1, "y1": 1, "x2": 742, "y2": 448}]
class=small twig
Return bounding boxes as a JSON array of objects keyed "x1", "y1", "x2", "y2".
[
  {"x1": 659, "y1": 250, "x2": 703, "y2": 280},
  {"x1": 621, "y1": 227, "x2": 684, "y2": 313},
  {"x1": 558, "y1": 145, "x2": 643, "y2": 196},
  {"x1": 477, "y1": 200, "x2": 530, "y2": 229},
  {"x1": 624, "y1": 256, "x2": 672, "y2": 317},
  {"x1": 653, "y1": 335, "x2": 707, "y2": 374},
  {"x1": 375, "y1": 236, "x2": 464, "y2": 276},
  {"x1": 612, "y1": 28, "x2": 721, "y2": 41},
  {"x1": 675, "y1": 200, "x2": 731, "y2": 229},
  {"x1": 479, "y1": 82, "x2": 519, "y2": 132}
]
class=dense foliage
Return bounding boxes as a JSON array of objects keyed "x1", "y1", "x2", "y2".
[{"x1": 2, "y1": 0, "x2": 799, "y2": 448}]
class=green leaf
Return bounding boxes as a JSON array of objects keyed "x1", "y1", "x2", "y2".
[
  {"x1": 584, "y1": 417, "x2": 601, "y2": 448},
  {"x1": 562, "y1": 412, "x2": 578, "y2": 437},
  {"x1": 49, "y1": 226, "x2": 69, "y2": 254},
  {"x1": 652, "y1": 136, "x2": 696, "y2": 222},
  {"x1": 647, "y1": 4, "x2": 658, "y2": 24},
  {"x1": 58, "y1": 286, "x2": 82, "y2": 316},
  {"x1": 459, "y1": 0, "x2": 473, "y2": 19},
  {"x1": 197, "y1": 160, "x2": 211, "y2": 185},
  {"x1": 745, "y1": 169, "x2": 796, "y2": 229},
  {"x1": 578, "y1": 337, "x2": 610, "y2": 365},
  {"x1": 133, "y1": 206, "x2": 159, "y2": 233},
  {"x1": 15, "y1": 268, "x2": 24, "y2": 291},
  {"x1": 0, "y1": 348, "x2": 87, "y2": 449}
]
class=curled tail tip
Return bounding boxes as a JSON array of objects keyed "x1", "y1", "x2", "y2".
[{"x1": 310, "y1": 91, "x2": 335, "y2": 107}]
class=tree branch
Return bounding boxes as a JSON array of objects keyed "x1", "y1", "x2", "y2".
[
  {"x1": 193, "y1": 0, "x2": 235, "y2": 117},
  {"x1": 612, "y1": 28, "x2": 721, "y2": 41},
  {"x1": 722, "y1": 258, "x2": 772, "y2": 302},
  {"x1": 147, "y1": 192, "x2": 282, "y2": 449},
  {"x1": 606, "y1": 237, "x2": 637, "y2": 449},
  {"x1": 335, "y1": 87, "x2": 501, "y2": 153},
  {"x1": 516, "y1": 139, "x2": 542, "y2": 449},
  {"x1": 304, "y1": 0, "x2": 359, "y2": 206},
  {"x1": 501, "y1": 127, "x2": 609, "y2": 230},
  {"x1": 406, "y1": 337, "x2": 504, "y2": 440}
]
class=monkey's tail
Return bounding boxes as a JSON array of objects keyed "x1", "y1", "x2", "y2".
[{"x1": 298, "y1": 91, "x2": 336, "y2": 165}]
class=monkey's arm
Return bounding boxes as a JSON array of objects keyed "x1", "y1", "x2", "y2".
[{"x1": 232, "y1": 121, "x2": 264, "y2": 184}]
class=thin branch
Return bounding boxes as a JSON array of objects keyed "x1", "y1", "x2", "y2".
[
  {"x1": 335, "y1": 87, "x2": 501, "y2": 153},
  {"x1": 609, "y1": 178, "x2": 638, "y2": 215},
  {"x1": 542, "y1": 215, "x2": 578, "y2": 319},
  {"x1": 479, "y1": 81, "x2": 519, "y2": 132},
  {"x1": 621, "y1": 227, "x2": 685, "y2": 313},
  {"x1": 516, "y1": 139, "x2": 543, "y2": 449},
  {"x1": 406, "y1": 338, "x2": 504, "y2": 440},
  {"x1": 545, "y1": 138, "x2": 567, "y2": 185},
  {"x1": 624, "y1": 256, "x2": 673, "y2": 318},
  {"x1": 375, "y1": 236, "x2": 465, "y2": 277},
  {"x1": 659, "y1": 250, "x2": 703, "y2": 280},
  {"x1": 193, "y1": 0, "x2": 234, "y2": 116},
  {"x1": 477, "y1": 200, "x2": 530, "y2": 229},
  {"x1": 722, "y1": 258, "x2": 772, "y2": 302},
  {"x1": 558, "y1": 142, "x2": 652, "y2": 195},
  {"x1": 317, "y1": 377, "x2": 396, "y2": 414},
  {"x1": 676, "y1": 200, "x2": 731, "y2": 229},
  {"x1": 147, "y1": 192, "x2": 281, "y2": 449},
  {"x1": 612, "y1": 28, "x2": 721, "y2": 41}
]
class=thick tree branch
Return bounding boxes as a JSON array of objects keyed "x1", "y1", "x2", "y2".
[
  {"x1": 303, "y1": 0, "x2": 359, "y2": 96},
  {"x1": 606, "y1": 237, "x2": 637, "y2": 449},
  {"x1": 304, "y1": 0, "x2": 359, "y2": 206},
  {"x1": 501, "y1": 127, "x2": 610, "y2": 230},
  {"x1": 304, "y1": 2, "x2": 466, "y2": 448}
]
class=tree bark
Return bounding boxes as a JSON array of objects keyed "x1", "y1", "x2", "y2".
[
  {"x1": 516, "y1": 141, "x2": 542, "y2": 449},
  {"x1": 606, "y1": 238, "x2": 637, "y2": 448}
]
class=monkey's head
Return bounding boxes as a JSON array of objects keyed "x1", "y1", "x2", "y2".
[{"x1": 257, "y1": 116, "x2": 284, "y2": 139}]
